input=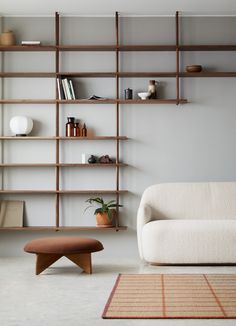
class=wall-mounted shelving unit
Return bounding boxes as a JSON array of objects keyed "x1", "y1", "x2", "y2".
[{"x1": 2, "y1": 11, "x2": 234, "y2": 232}]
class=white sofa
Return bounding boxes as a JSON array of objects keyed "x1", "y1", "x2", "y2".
[{"x1": 137, "y1": 182, "x2": 236, "y2": 264}]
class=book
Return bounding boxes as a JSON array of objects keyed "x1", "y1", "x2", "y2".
[
  {"x1": 62, "y1": 79, "x2": 68, "y2": 100},
  {"x1": 21, "y1": 41, "x2": 41, "y2": 45},
  {"x1": 57, "y1": 78, "x2": 65, "y2": 100},
  {"x1": 63, "y1": 78, "x2": 72, "y2": 100},
  {"x1": 69, "y1": 80, "x2": 76, "y2": 100}
]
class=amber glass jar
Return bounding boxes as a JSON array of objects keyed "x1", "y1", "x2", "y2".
[
  {"x1": 73, "y1": 122, "x2": 81, "y2": 137},
  {"x1": 66, "y1": 117, "x2": 75, "y2": 137}
]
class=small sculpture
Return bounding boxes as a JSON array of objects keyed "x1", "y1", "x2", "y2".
[
  {"x1": 98, "y1": 155, "x2": 113, "y2": 164},
  {"x1": 88, "y1": 155, "x2": 97, "y2": 164}
]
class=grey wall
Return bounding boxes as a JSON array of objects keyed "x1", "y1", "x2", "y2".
[{"x1": 1, "y1": 16, "x2": 236, "y2": 257}]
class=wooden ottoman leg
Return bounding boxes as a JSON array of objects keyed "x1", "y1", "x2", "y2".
[
  {"x1": 36, "y1": 253, "x2": 62, "y2": 275},
  {"x1": 65, "y1": 253, "x2": 92, "y2": 274}
]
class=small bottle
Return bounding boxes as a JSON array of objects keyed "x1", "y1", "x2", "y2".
[
  {"x1": 148, "y1": 80, "x2": 157, "y2": 99},
  {"x1": 66, "y1": 117, "x2": 75, "y2": 137},
  {"x1": 73, "y1": 122, "x2": 80, "y2": 137},
  {"x1": 82, "y1": 123, "x2": 87, "y2": 137},
  {"x1": 124, "y1": 88, "x2": 133, "y2": 100}
]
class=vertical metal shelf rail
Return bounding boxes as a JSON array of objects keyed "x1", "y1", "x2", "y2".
[
  {"x1": 55, "y1": 12, "x2": 60, "y2": 228},
  {"x1": 175, "y1": 11, "x2": 180, "y2": 105},
  {"x1": 115, "y1": 12, "x2": 120, "y2": 229}
]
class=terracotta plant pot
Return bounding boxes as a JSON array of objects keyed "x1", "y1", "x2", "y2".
[{"x1": 96, "y1": 212, "x2": 114, "y2": 228}]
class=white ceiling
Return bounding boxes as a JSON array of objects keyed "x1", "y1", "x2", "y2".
[{"x1": 1, "y1": 0, "x2": 236, "y2": 16}]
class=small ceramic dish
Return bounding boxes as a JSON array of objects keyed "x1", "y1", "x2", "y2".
[
  {"x1": 138, "y1": 92, "x2": 150, "y2": 100},
  {"x1": 186, "y1": 65, "x2": 202, "y2": 73}
]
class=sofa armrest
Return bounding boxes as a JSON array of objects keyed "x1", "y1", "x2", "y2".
[{"x1": 137, "y1": 203, "x2": 153, "y2": 259}]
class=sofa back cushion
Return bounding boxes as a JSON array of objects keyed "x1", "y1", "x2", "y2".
[{"x1": 141, "y1": 182, "x2": 236, "y2": 220}]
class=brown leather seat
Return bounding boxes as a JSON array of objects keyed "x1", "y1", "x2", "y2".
[{"x1": 24, "y1": 237, "x2": 104, "y2": 275}]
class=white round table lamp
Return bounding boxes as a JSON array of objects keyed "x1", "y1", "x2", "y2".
[{"x1": 10, "y1": 116, "x2": 33, "y2": 136}]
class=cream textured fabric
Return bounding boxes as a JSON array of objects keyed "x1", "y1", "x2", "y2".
[{"x1": 137, "y1": 182, "x2": 236, "y2": 263}]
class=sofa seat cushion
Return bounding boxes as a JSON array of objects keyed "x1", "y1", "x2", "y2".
[{"x1": 142, "y1": 219, "x2": 236, "y2": 264}]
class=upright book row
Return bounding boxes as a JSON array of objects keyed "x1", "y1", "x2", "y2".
[{"x1": 57, "y1": 78, "x2": 76, "y2": 100}]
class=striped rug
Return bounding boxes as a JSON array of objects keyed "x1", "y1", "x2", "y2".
[{"x1": 102, "y1": 274, "x2": 236, "y2": 319}]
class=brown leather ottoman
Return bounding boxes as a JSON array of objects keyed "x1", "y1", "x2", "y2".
[{"x1": 24, "y1": 237, "x2": 104, "y2": 275}]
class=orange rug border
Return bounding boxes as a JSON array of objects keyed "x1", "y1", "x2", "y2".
[{"x1": 102, "y1": 274, "x2": 236, "y2": 319}]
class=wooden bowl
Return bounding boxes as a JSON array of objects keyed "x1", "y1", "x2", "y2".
[{"x1": 186, "y1": 65, "x2": 202, "y2": 73}]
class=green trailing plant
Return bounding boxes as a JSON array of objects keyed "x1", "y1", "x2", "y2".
[{"x1": 85, "y1": 197, "x2": 123, "y2": 221}]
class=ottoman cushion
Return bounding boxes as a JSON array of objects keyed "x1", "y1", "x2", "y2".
[{"x1": 24, "y1": 236, "x2": 104, "y2": 254}]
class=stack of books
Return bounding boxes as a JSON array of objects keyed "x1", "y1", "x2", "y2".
[{"x1": 57, "y1": 78, "x2": 76, "y2": 100}]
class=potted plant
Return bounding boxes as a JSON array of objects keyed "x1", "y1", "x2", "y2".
[{"x1": 85, "y1": 197, "x2": 123, "y2": 228}]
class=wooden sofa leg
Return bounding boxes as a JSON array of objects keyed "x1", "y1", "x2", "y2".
[
  {"x1": 65, "y1": 253, "x2": 92, "y2": 274},
  {"x1": 36, "y1": 253, "x2": 62, "y2": 275}
]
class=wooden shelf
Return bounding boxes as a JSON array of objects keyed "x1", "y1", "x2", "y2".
[
  {"x1": 179, "y1": 44, "x2": 236, "y2": 51},
  {"x1": 0, "y1": 164, "x2": 57, "y2": 167},
  {"x1": 57, "y1": 72, "x2": 116, "y2": 78},
  {"x1": 57, "y1": 99, "x2": 117, "y2": 104},
  {"x1": 0, "y1": 226, "x2": 127, "y2": 231},
  {"x1": 119, "y1": 45, "x2": 176, "y2": 51},
  {"x1": 0, "y1": 136, "x2": 128, "y2": 140},
  {"x1": 59, "y1": 163, "x2": 128, "y2": 167},
  {"x1": 0, "y1": 45, "x2": 56, "y2": 52},
  {"x1": 0, "y1": 136, "x2": 58, "y2": 140},
  {"x1": 0, "y1": 163, "x2": 128, "y2": 167},
  {"x1": 0, "y1": 190, "x2": 128, "y2": 194},
  {"x1": 0, "y1": 99, "x2": 56, "y2": 104},
  {"x1": 58, "y1": 45, "x2": 116, "y2": 51},
  {"x1": 0, "y1": 72, "x2": 55, "y2": 78},
  {"x1": 0, "y1": 98, "x2": 187, "y2": 104},
  {"x1": 118, "y1": 72, "x2": 176, "y2": 78},
  {"x1": 1, "y1": 71, "x2": 234, "y2": 79},
  {"x1": 58, "y1": 190, "x2": 128, "y2": 194},
  {"x1": 181, "y1": 71, "x2": 236, "y2": 77},
  {"x1": 118, "y1": 99, "x2": 187, "y2": 104},
  {"x1": 59, "y1": 136, "x2": 128, "y2": 140}
]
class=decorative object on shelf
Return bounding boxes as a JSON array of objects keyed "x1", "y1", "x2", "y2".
[
  {"x1": 124, "y1": 88, "x2": 133, "y2": 100},
  {"x1": 0, "y1": 30, "x2": 15, "y2": 45},
  {"x1": 84, "y1": 197, "x2": 123, "y2": 228},
  {"x1": 138, "y1": 92, "x2": 150, "y2": 100},
  {"x1": 21, "y1": 41, "x2": 41, "y2": 45},
  {"x1": 0, "y1": 200, "x2": 24, "y2": 227},
  {"x1": 88, "y1": 155, "x2": 97, "y2": 164},
  {"x1": 10, "y1": 116, "x2": 33, "y2": 136},
  {"x1": 82, "y1": 153, "x2": 90, "y2": 164},
  {"x1": 73, "y1": 122, "x2": 80, "y2": 137},
  {"x1": 87, "y1": 95, "x2": 107, "y2": 100},
  {"x1": 99, "y1": 155, "x2": 113, "y2": 164},
  {"x1": 148, "y1": 80, "x2": 157, "y2": 99},
  {"x1": 186, "y1": 65, "x2": 202, "y2": 73},
  {"x1": 66, "y1": 117, "x2": 75, "y2": 137},
  {"x1": 82, "y1": 123, "x2": 87, "y2": 137}
]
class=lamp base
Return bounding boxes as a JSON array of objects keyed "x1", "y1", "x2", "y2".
[{"x1": 15, "y1": 134, "x2": 27, "y2": 137}]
